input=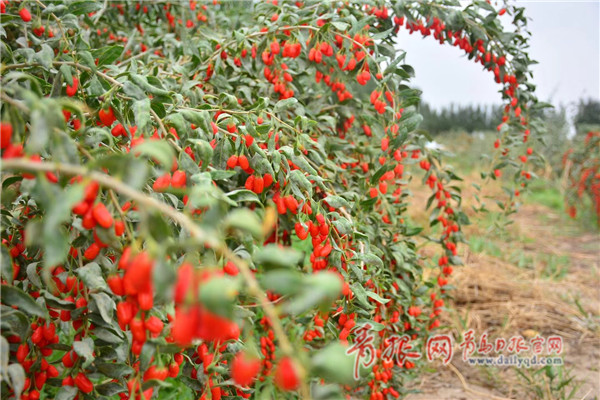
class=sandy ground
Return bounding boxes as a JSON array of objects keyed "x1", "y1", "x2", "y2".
[{"x1": 403, "y1": 182, "x2": 600, "y2": 400}]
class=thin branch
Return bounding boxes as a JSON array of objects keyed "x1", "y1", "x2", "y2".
[
  {"x1": 33, "y1": 0, "x2": 70, "y2": 49},
  {"x1": 207, "y1": 24, "x2": 382, "y2": 77},
  {"x1": 177, "y1": 106, "x2": 302, "y2": 136},
  {"x1": 1, "y1": 61, "x2": 120, "y2": 87},
  {"x1": 2, "y1": 61, "x2": 174, "y2": 149},
  {"x1": 92, "y1": 0, "x2": 109, "y2": 25},
  {"x1": 0, "y1": 93, "x2": 29, "y2": 113}
]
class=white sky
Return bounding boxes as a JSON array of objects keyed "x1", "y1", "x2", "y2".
[{"x1": 395, "y1": 1, "x2": 600, "y2": 110}]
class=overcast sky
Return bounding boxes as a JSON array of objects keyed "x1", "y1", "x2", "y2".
[{"x1": 396, "y1": 1, "x2": 600, "y2": 110}]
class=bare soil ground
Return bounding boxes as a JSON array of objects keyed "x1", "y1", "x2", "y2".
[{"x1": 404, "y1": 180, "x2": 600, "y2": 400}]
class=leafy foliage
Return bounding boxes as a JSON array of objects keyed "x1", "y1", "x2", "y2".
[
  {"x1": 574, "y1": 98, "x2": 600, "y2": 133},
  {"x1": 419, "y1": 102, "x2": 503, "y2": 135},
  {"x1": 0, "y1": 1, "x2": 544, "y2": 399},
  {"x1": 563, "y1": 131, "x2": 600, "y2": 225}
]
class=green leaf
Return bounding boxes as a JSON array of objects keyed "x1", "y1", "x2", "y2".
[
  {"x1": 359, "y1": 253, "x2": 383, "y2": 268},
  {"x1": 96, "y1": 382, "x2": 127, "y2": 396},
  {"x1": 371, "y1": 27, "x2": 393, "y2": 40},
  {"x1": 123, "y1": 158, "x2": 149, "y2": 190},
  {"x1": 7, "y1": 363, "x2": 25, "y2": 398},
  {"x1": 59, "y1": 64, "x2": 73, "y2": 86},
  {"x1": 198, "y1": 275, "x2": 239, "y2": 318},
  {"x1": 28, "y1": 107, "x2": 50, "y2": 154},
  {"x1": 401, "y1": 64, "x2": 415, "y2": 77},
  {"x1": 92, "y1": 45, "x2": 124, "y2": 67},
  {"x1": 122, "y1": 81, "x2": 146, "y2": 100},
  {"x1": 331, "y1": 21, "x2": 349, "y2": 31},
  {"x1": 188, "y1": 139, "x2": 213, "y2": 170},
  {"x1": 157, "y1": 343, "x2": 182, "y2": 354},
  {"x1": 289, "y1": 170, "x2": 312, "y2": 193},
  {"x1": 44, "y1": 184, "x2": 85, "y2": 268},
  {"x1": 55, "y1": 386, "x2": 79, "y2": 400},
  {"x1": 325, "y1": 195, "x2": 350, "y2": 209},
  {"x1": 42, "y1": 4, "x2": 68, "y2": 16},
  {"x1": 356, "y1": 319, "x2": 385, "y2": 332},
  {"x1": 180, "y1": 110, "x2": 208, "y2": 128},
  {"x1": 96, "y1": 363, "x2": 135, "y2": 379},
  {"x1": 146, "y1": 212, "x2": 173, "y2": 242},
  {"x1": 90, "y1": 292, "x2": 115, "y2": 323},
  {"x1": 3, "y1": 176, "x2": 23, "y2": 189},
  {"x1": 311, "y1": 342, "x2": 355, "y2": 385},
  {"x1": 400, "y1": 113, "x2": 423, "y2": 133},
  {"x1": 40, "y1": 290, "x2": 76, "y2": 310},
  {"x1": 133, "y1": 98, "x2": 152, "y2": 134},
  {"x1": 219, "y1": 93, "x2": 238, "y2": 107},
  {"x1": 1, "y1": 245, "x2": 13, "y2": 283},
  {"x1": 151, "y1": 99, "x2": 166, "y2": 118},
  {"x1": 34, "y1": 44, "x2": 53, "y2": 70},
  {"x1": 404, "y1": 226, "x2": 423, "y2": 236},
  {"x1": 86, "y1": 75, "x2": 104, "y2": 95},
  {"x1": 94, "y1": 327, "x2": 124, "y2": 344},
  {"x1": 284, "y1": 271, "x2": 343, "y2": 315},
  {"x1": 366, "y1": 291, "x2": 390, "y2": 305},
  {"x1": 140, "y1": 342, "x2": 155, "y2": 371},
  {"x1": 294, "y1": 155, "x2": 318, "y2": 176},
  {"x1": 226, "y1": 189, "x2": 259, "y2": 204},
  {"x1": 274, "y1": 97, "x2": 299, "y2": 112},
  {"x1": 384, "y1": 52, "x2": 407, "y2": 76},
  {"x1": 76, "y1": 262, "x2": 108, "y2": 291},
  {"x1": 370, "y1": 165, "x2": 391, "y2": 185},
  {"x1": 312, "y1": 384, "x2": 345, "y2": 400},
  {"x1": 165, "y1": 113, "x2": 188, "y2": 137},
  {"x1": 0, "y1": 285, "x2": 46, "y2": 318},
  {"x1": 179, "y1": 150, "x2": 201, "y2": 175},
  {"x1": 78, "y1": 51, "x2": 96, "y2": 71},
  {"x1": 131, "y1": 74, "x2": 170, "y2": 97},
  {"x1": 69, "y1": 1, "x2": 103, "y2": 15},
  {"x1": 254, "y1": 244, "x2": 303, "y2": 269},
  {"x1": 224, "y1": 209, "x2": 262, "y2": 239},
  {"x1": 60, "y1": 14, "x2": 79, "y2": 30},
  {"x1": 73, "y1": 337, "x2": 95, "y2": 367},
  {"x1": 332, "y1": 217, "x2": 352, "y2": 236},
  {"x1": 0, "y1": 307, "x2": 29, "y2": 336},
  {"x1": 0, "y1": 336, "x2": 8, "y2": 371},
  {"x1": 260, "y1": 269, "x2": 303, "y2": 296},
  {"x1": 350, "y1": 283, "x2": 374, "y2": 310},
  {"x1": 133, "y1": 139, "x2": 174, "y2": 169}
]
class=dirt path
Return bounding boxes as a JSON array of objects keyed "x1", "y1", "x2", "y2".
[{"x1": 405, "y1": 194, "x2": 600, "y2": 399}]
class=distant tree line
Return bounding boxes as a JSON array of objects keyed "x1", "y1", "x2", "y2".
[
  {"x1": 574, "y1": 98, "x2": 600, "y2": 132},
  {"x1": 419, "y1": 98, "x2": 600, "y2": 136},
  {"x1": 418, "y1": 102, "x2": 504, "y2": 134}
]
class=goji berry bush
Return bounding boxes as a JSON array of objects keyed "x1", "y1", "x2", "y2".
[
  {"x1": 563, "y1": 131, "x2": 600, "y2": 225},
  {"x1": 0, "y1": 1, "x2": 546, "y2": 399}
]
